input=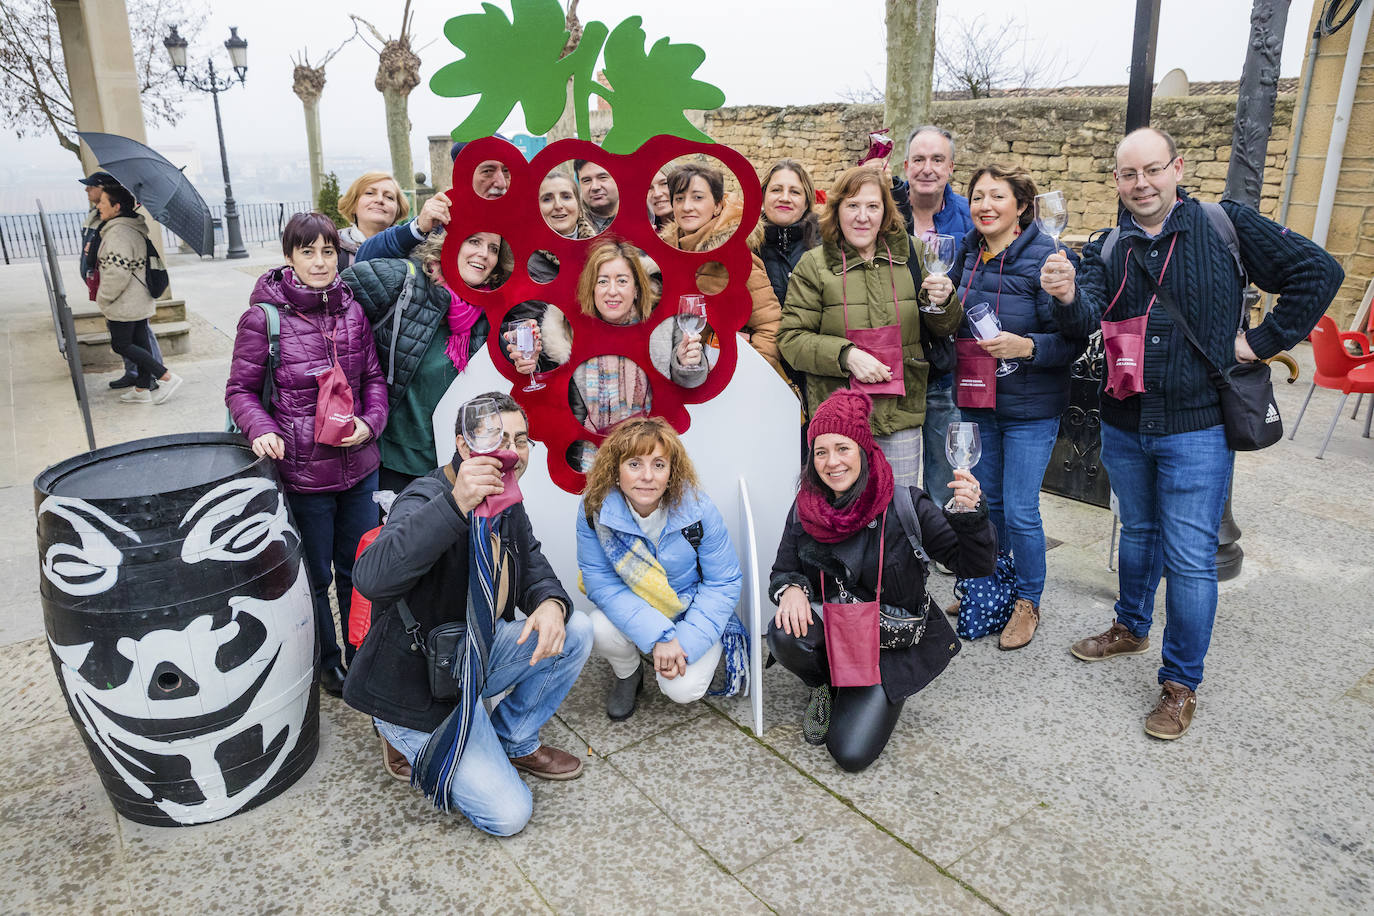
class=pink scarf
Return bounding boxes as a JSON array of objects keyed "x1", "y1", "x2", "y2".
[{"x1": 444, "y1": 288, "x2": 484, "y2": 372}]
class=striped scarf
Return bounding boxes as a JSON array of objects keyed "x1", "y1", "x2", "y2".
[
  {"x1": 581, "y1": 512, "x2": 749, "y2": 697},
  {"x1": 577, "y1": 356, "x2": 650, "y2": 433},
  {"x1": 412, "y1": 514, "x2": 500, "y2": 809}
]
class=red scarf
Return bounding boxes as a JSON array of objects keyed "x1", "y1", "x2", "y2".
[{"x1": 796, "y1": 446, "x2": 895, "y2": 544}]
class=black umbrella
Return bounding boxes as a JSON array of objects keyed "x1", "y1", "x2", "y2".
[{"x1": 77, "y1": 131, "x2": 215, "y2": 257}]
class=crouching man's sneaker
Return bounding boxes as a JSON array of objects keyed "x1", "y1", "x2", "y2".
[
  {"x1": 1144, "y1": 681, "x2": 1197, "y2": 740},
  {"x1": 1070, "y1": 620, "x2": 1149, "y2": 661},
  {"x1": 509, "y1": 744, "x2": 584, "y2": 780}
]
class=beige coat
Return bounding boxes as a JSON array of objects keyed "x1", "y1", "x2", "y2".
[{"x1": 95, "y1": 214, "x2": 156, "y2": 322}]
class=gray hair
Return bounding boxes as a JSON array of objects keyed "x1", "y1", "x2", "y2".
[{"x1": 907, "y1": 125, "x2": 957, "y2": 161}]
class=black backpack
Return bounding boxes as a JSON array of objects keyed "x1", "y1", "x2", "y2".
[{"x1": 143, "y1": 237, "x2": 170, "y2": 297}]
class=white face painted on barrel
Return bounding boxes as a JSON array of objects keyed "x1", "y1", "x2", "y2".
[{"x1": 41, "y1": 490, "x2": 314, "y2": 826}]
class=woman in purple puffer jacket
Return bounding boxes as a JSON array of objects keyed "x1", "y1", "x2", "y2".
[{"x1": 226, "y1": 211, "x2": 389, "y2": 696}]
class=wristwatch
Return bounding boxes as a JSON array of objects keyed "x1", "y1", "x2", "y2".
[{"x1": 1027, "y1": 337, "x2": 1038, "y2": 363}]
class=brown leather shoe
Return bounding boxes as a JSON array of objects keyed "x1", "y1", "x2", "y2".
[
  {"x1": 1144, "y1": 680, "x2": 1197, "y2": 740},
  {"x1": 1070, "y1": 621, "x2": 1150, "y2": 661},
  {"x1": 944, "y1": 600, "x2": 960, "y2": 616},
  {"x1": 999, "y1": 599, "x2": 1040, "y2": 650},
  {"x1": 509, "y1": 744, "x2": 584, "y2": 781}
]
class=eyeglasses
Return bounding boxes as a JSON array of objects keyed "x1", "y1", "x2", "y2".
[
  {"x1": 595, "y1": 276, "x2": 634, "y2": 290},
  {"x1": 1115, "y1": 161, "x2": 1175, "y2": 184}
]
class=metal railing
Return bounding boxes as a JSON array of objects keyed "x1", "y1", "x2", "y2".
[{"x1": 0, "y1": 200, "x2": 314, "y2": 264}]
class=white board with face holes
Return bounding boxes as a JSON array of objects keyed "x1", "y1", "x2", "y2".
[{"x1": 429, "y1": 342, "x2": 801, "y2": 735}]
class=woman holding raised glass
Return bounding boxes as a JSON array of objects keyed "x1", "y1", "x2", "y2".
[
  {"x1": 769, "y1": 389, "x2": 995, "y2": 771},
  {"x1": 950, "y1": 164, "x2": 1086, "y2": 649},
  {"x1": 779, "y1": 165, "x2": 962, "y2": 486}
]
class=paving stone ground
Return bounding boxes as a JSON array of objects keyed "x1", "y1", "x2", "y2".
[{"x1": 2, "y1": 252, "x2": 1371, "y2": 915}]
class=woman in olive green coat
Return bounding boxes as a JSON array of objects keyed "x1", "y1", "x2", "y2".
[{"x1": 779, "y1": 165, "x2": 961, "y2": 485}]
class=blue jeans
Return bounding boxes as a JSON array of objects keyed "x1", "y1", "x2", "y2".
[
  {"x1": 1100, "y1": 423, "x2": 1232, "y2": 691},
  {"x1": 286, "y1": 469, "x2": 379, "y2": 670},
  {"x1": 961, "y1": 411, "x2": 1060, "y2": 605},
  {"x1": 376, "y1": 611, "x2": 594, "y2": 836},
  {"x1": 922, "y1": 378, "x2": 957, "y2": 501}
]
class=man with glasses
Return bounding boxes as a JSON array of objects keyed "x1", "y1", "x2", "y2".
[
  {"x1": 1040, "y1": 127, "x2": 1341, "y2": 739},
  {"x1": 346, "y1": 392, "x2": 593, "y2": 833}
]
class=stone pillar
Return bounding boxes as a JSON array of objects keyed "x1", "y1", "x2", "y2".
[{"x1": 54, "y1": 0, "x2": 169, "y2": 261}]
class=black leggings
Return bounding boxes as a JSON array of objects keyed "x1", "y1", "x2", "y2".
[
  {"x1": 107, "y1": 319, "x2": 166, "y2": 388},
  {"x1": 768, "y1": 614, "x2": 905, "y2": 773}
]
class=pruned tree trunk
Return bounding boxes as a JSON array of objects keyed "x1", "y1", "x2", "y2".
[
  {"x1": 292, "y1": 64, "x2": 327, "y2": 201},
  {"x1": 546, "y1": 0, "x2": 583, "y2": 143},
  {"x1": 885, "y1": 0, "x2": 938, "y2": 151},
  {"x1": 353, "y1": 4, "x2": 420, "y2": 194},
  {"x1": 381, "y1": 84, "x2": 416, "y2": 190}
]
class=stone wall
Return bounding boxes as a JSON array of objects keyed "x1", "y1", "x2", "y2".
[
  {"x1": 693, "y1": 96, "x2": 1291, "y2": 235},
  {"x1": 1285, "y1": 3, "x2": 1374, "y2": 329}
]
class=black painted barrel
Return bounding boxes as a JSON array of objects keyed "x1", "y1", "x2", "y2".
[{"x1": 35, "y1": 432, "x2": 319, "y2": 827}]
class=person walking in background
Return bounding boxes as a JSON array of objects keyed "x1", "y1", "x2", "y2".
[
  {"x1": 893, "y1": 126, "x2": 974, "y2": 531},
  {"x1": 576, "y1": 418, "x2": 745, "y2": 720},
  {"x1": 79, "y1": 170, "x2": 165, "y2": 391},
  {"x1": 1041, "y1": 126, "x2": 1342, "y2": 739},
  {"x1": 779, "y1": 165, "x2": 960, "y2": 487},
  {"x1": 226, "y1": 212, "x2": 389, "y2": 697},
  {"x1": 951, "y1": 164, "x2": 1086, "y2": 650},
  {"x1": 94, "y1": 183, "x2": 182, "y2": 405}
]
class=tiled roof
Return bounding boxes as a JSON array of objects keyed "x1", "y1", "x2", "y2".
[{"x1": 933, "y1": 77, "x2": 1299, "y2": 101}]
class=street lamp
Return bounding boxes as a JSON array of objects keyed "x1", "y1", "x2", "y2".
[{"x1": 163, "y1": 25, "x2": 250, "y2": 260}]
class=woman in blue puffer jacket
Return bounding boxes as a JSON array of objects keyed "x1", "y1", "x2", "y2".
[
  {"x1": 952, "y1": 164, "x2": 1086, "y2": 651},
  {"x1": 576, "y1": 418, "x2": 744, "y2": 721}
]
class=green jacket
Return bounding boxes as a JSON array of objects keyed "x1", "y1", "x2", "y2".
[{"x1": 779, "y1": 224, "x2": 962, "y2": 436}]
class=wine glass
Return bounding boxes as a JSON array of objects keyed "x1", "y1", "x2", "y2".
[
  {"x1": 965, "y1": 301, "x2": 1018, "y2": 377},
  {"x1": 677, "y1": 294, "x2": 707, "y2": 337},
  {"x1": 503, "y1": 319, "x2": 544, "y2": 392},
  {"x1": 944, "y1": 422, "x2": 982, "y2": 513},
  {"x1": 1034, "y1": 191, "x2": 1068, "y2": 254},
  {"x1": 460, "y1": 396, "x2": 504, "y2": 454},
  {"x1": 920, "y1": 234, "x2": 956, "y2": 314}
]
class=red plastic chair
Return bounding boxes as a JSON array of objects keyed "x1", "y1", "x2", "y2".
[{"x1": 1290, "y1": 316, "x2": 1371, "y2": 452}]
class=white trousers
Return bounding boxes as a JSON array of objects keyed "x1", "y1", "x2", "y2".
[{"x1": 589, "y1": 608, "x2": 723, "y2": 705}]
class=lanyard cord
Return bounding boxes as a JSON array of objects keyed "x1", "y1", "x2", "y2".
[
  {"x1": 839, "y1": 241, "x2": 903, "y2": 335},
  {"x1": 956, "y1": 241, "x2": 1008, "y2": 337},
  {"x1": 820, "y1": 511, "x2": 888, "y2": 603},
  {"x1": 1106, "y1": 233, "x2": 1178, "y2": 318}
]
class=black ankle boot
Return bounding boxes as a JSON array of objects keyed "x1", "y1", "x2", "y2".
[{"x1": 606, "y1": 664, "x2": 644, "y2": 721}]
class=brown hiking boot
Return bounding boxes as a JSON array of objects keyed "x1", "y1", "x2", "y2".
[
  {"x1": 1070, "y1": 621, "x2": 1150, "y2": 661},
  {"x1": 1144, "y1": 681, "x2": 1197, "y2": 740},
  {"x1": 999, "y1": 599, "x2": 1040, "y2": 650},
  {"x1": 509, "y1": 745, "x2": 585, "y2": 780}
]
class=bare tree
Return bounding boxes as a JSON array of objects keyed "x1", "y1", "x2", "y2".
[
  {"x1": 0, "y1": 0, "x2": 203, "y2": 159},
  {"x1": 935, "y1": 14, "x2": 1080, "y2": 98},
  {"x1": 292, "y1": 28, "x2": 356, "y2": 202},
  {"x1": 545, "y1": 0, "x2": 585, "y2": 143},
  {"x1": 885, "y1": 0, "x2": 938, "y2": 152},
  {"x1": 838, "y1": 73, "x2": 885, "y2": 106},
  {"x1": 353, "y1": 0, "x2": 421, "y2": 193}
]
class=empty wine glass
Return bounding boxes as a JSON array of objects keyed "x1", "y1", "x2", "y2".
[
  {"x1": 1034, "y1": 191, "x2": 1068, "y2": 254},
  {"x1": 503, "y1": 319, "x2": 544, "y2": 392},
  {"x1": 677, "y1": 294, "x2": 707, "y2": 337},
  {"x1": 920, "y1": 234, "x2": 957, "y2": 314},
  {"x1": 944, "y1": 422, "x2": 982, "y2": 513},
  {"x1": 965, "y1": 301, "x2": 1018, "y2": 377},
  {"x1": 460, "y1": 396, "x2": 504, "y2": 454}
]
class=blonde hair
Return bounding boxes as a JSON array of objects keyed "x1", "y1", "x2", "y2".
[
  {"x1": 818, "y1": 165, "x2": 902, "y2": 248},
  {"x1": 576, "y1": 239, "x2": 655, "y2": 322},
  {"x1": 582, "y1": 417, "x2": 699, "y2": 518},
  {"x1": 338, "y1": 171, "x2": 411, "y2": 225}
]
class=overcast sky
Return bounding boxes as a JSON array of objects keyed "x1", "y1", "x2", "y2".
[{"x1": 1, "y1": 0, "x2": 1317, "y2": 185}]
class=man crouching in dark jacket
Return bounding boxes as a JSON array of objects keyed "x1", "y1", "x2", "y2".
[{"x1": 346, "y1": 391, "x2": 592, "y2": 836}]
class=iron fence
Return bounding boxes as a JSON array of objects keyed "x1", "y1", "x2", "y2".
[{"x1": 0, "y1": 200, "x2": 313, "y2": 264}]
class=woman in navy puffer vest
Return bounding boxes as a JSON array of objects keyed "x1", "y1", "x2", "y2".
[
  {"x1": 952, "y1": 164, "x2": 1086, "y2": 651},
  {"x1": 226, "y1": 212, "x2": 388, "y2": 692}
]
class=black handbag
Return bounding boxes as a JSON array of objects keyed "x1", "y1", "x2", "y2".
[
  {"x1": 1130, "y1": 247, "x2": 1282, "y2": 451},
  {"x1": 396, "y1": 598, "x2": 467, "y2": 701}
]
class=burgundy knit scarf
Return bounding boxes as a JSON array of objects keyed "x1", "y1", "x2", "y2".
[{"x1": 796, "y1": 447, "x2": 895, "y2": 544}]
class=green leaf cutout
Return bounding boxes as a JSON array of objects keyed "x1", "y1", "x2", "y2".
[
  {"x1": 430, "y1": 0, "x2": 598, "y2": 139},
  {"x1": 598, "y1": 17, "x2": 724, "y2": 153}
]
